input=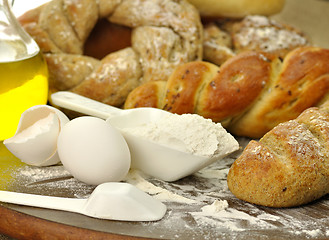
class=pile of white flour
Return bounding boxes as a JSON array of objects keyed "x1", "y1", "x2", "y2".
[{"x1": 123, "y1": 113, "x2": 239, "y2": 158}]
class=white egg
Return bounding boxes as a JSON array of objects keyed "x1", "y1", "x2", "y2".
[
  {"x1": 57, "y1": 116, "x2": 131, "y2": 185},
  {"x1": 4, "y1": 105, "x2": 70, "y2": 166}
]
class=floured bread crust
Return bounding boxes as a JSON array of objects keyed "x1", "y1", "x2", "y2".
[
  {"x1": 203, "y1": 15, "x2": 310, "y2": 66},
  {"x1": 227, "y1": 104, "x2": 329, "y2": 207},
  {"x1": 19, "y1": 0, "x2": 203, "y2": 107}
]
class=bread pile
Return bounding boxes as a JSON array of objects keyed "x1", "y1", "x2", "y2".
[
  {"x1": 19, "y1": 0, "x2": 297, "y2": 113},
  {"x1": 19, "y1": 0, "x2": 329, "y2": 207},
  {"x1": 122, "y1": 5, "x2": 329, "y2": 139}
]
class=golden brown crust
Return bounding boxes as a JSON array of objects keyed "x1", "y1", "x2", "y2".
[
  {"x1": 124, "y1": 47, "x2": 329, "y2": 138},
  {"x1": 125, "y1": 52, "x2": 273, "y2": 123},
  {"x1": 163, "y1": 61, "x2": 218, "y2": 114},
  {"x1": 227, "y1": 105, "x2": 329, "y2": 207},
  {"x1": 19, "y1": 0, "x2": 203, "y2": 107},
  {"x1": 229, "y1": 47, "x2": 329, "y2": 137},
  {"x1": 124, "y1": 81, "x2": 167, "y2": 109},
  {"x1": 227, "y1": 140, "x2": 292, "y2": 207},
  {"x1": 199, "y1": 51, "x2": 272, "y2": 124}
]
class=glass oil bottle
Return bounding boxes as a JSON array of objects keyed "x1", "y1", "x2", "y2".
[{"x1": 0, "y1": 0, "x2": 48, "y2": 140}]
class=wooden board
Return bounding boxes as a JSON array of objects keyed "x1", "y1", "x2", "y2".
[{"x1": 1, "y1": 0, "x2": 329, "y2": 239}]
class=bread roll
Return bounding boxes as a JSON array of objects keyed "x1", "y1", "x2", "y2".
[{"x1": 227, "y1": 103, "x2": 329, "y2": 207}]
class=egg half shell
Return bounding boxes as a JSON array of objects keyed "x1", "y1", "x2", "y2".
[
  {"x1": 4, "y1": 105, "x2": 70, "y2": 166},
  {"x1": 57, "y1": 116, "x2": 131, "y2": 185}
]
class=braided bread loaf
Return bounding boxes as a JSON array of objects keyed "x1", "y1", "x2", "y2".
[
  {"x1": 227, "y1": 101, "x2": 329, "y2": 207},
  {"x1": 124, "y1": 46, "x2": 329, "y2": 138},
  {"x1": 19, "y1": 0, "x2": 203, "y2": 107}
]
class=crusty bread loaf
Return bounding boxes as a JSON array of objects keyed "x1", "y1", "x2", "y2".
[
  {"x1": 227, "y1": 102, "x2": 329, "y2": 207},
  {"x1": 187, "y1": 0, "x2": 285, "y2": 18},
  {"x1": 124, "y1": 46, "x2": 329, "y2": 138}
]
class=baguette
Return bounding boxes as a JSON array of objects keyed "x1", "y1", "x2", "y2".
[
  {"x1": 124, "y1": 46, "x2": 329, "y2": 138},
  {"x1": 227, "y1": 102, "x2": 329, "y2": 207}
]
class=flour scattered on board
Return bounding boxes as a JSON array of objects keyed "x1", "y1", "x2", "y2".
[
  {"x1": 201, "y1": 199, "x2": 229, "y2": 213},
  {"x1": 7, "y1": 137, "x2": 329, "y2": 239}
]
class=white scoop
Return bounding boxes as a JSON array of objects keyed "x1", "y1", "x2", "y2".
[
  {"x1": 0, "y1": 182, "x2": 166, "y2": 221},
  {"x1": 51, "y1": 91, "x2": 226, "y2": 182}
]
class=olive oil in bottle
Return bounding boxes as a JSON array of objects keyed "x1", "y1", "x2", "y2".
[
  {"x1": 0, "y1": 50, "x2": 48, "y2": 140},
  {"x1": 0, "y1": 0, "x2": 49, "y2": 140}
]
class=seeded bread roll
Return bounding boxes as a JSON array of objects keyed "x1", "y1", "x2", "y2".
[{"x1": 227, "y1": 102, "x2": 329, "y2": 207}]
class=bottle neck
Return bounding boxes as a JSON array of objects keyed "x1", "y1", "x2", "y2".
[
  {"x1": 0, "y1": 0, "x2": 40, "y2": 62},
  {"x1": 0, "y1": 0, "x2": 21, "y2": 39},
  {"x1": 0, "y1": 0, "x2": 6, "y2": 7},
  {"x1": 0, "y1": 0, "x2": 13, "y2": 8},
  {"x1": 0, "y1": 0, "x2": 10, "y2": 24}
]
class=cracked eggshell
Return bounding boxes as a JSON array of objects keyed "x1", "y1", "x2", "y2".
[{"x1": 4, "y1": 105, "x2": 70, "y2": 166}]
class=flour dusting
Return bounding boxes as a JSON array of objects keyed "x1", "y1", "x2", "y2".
[
  {"x1": 6, "y1": 137, "x2": 329, "y2": 239},
  {"x1": 201, "y1": 199, "x2": 229, "y2": 213}
]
